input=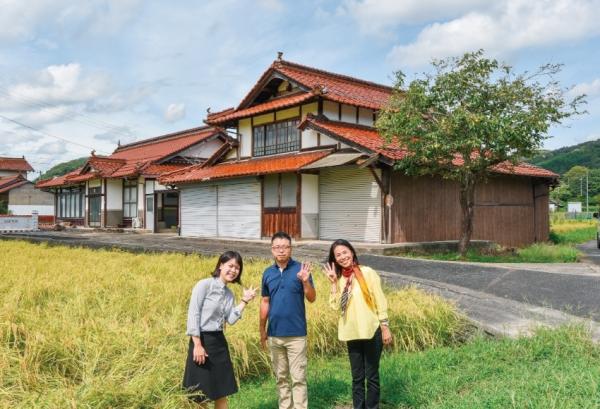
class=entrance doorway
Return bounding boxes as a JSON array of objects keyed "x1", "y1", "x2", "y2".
[
  {"x1": 156, "y1": 191, "x2": 179, "y2": 232},
  {"x1": 261, "y1": 173, "x2": 299, "y2": 238},
  {"x1": 88, "y1": 186, "x2": 102, "y2": 227}
]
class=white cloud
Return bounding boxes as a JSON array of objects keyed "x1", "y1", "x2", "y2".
[
  {"x1": 2, "y1": 64, "x2": 111, "y2": 109},
  {"x1": 342, "y1": 0, "x2": 488, "y2": 35},
  {"x1": 164, "y1": 103, "x2": 186, "y2": 123},
  {"x1": 0, "y1": 0, "x2": 143, "y2": 44},
  {"x1": 569, "y1": 79, "x2": 600, "y2": 99},
  {"x1": 387, "y1": 0, "x2": 600, "y2": 68}
]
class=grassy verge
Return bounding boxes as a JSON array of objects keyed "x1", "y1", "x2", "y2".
[
  {"x1": 400, "y1": 243, "x2": 579, "y2": 263},
  {"x1": 549, "y1": 220, "x2": 596, "y2": 245},
  {"x1": 231, "y1": 326, "x2": 600, "y2": 409},
  {"x1": 0, "y1": 240, "x2": 466, "y2": 408},
  {"x1": 399, "y1": 220, "x2": 596, "y2": 263}
]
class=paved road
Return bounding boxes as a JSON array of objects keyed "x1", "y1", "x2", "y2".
[
  {"x1": 3, "y1": 231, "x2": 600, "y2": 321},
  {"x1": 361, "y1": 254, "x2": 600, "y2": 320},
  {"x1": 577, "y1": 239, "x2": 600, "y2": 266}
]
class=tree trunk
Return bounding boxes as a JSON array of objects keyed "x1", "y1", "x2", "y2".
[{"x1": 458, "y1": 176, "x2": 476, "y2": 257}]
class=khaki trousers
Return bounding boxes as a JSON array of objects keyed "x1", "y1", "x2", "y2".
[{"x1": 268, "y1": 336, "x2": 308, "y2": 409}]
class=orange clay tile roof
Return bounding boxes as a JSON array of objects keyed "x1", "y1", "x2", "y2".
[
  {"x1": 206, "y1": 92, "x2": 315, "y2": 124},
  {"x1": 35, "y1": 127, "x2": 228, "y2": 188},
  {"x1": 35, "y1": 168, "x2": 84, "y2": 189},
  {"x1": 110, "y1": 126, "x2": 221, "y2": 162},
  {"x1": 160, "y1": 149, "x2": 332, "y2": 185},
  {"x1": 0, "y1": 156, "x2": 34, "y2": 172},
  {"x1": 299, "y1": 114, "x2": 558, "y2": 179},
  {"x1": 0, "y1": 174, "x2": 29, "y2": 193},
  {"x1": 206, "y1": 59, "x2": 393, "y2": 125},
  {"x1": 140, "y1": 163, "x2": 189, "y2": 177},
  {"x1": 298, "y1": 114, "x2": 407, "y2": 160}
]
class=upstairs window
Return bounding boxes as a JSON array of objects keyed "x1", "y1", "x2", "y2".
[{"x1": 253, "y1": 118, "x2": 300, "y2": 156}]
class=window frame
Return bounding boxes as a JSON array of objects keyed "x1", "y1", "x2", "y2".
[{"x1": 252, "y1": 117, "x2": 301, "y2": 157}]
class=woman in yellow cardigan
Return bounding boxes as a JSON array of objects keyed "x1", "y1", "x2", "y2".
[{"x1": 324, "y1": 239, "x2": 392, "y2": 409}]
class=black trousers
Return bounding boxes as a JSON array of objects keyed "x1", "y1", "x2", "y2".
[{"x1": 346, "y1": 327, "x2": 383, "y2": 409}]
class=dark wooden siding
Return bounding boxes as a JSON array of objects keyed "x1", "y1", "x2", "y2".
[{"x1": 390, "y1": 173, "x2": 551, "y2": 247}]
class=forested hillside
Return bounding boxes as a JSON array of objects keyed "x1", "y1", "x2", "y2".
[
  {"x1": 530, "y1": 139, "x2": 600, "y2": 174},
  {"x1": 35, "y1": 157, "x2": 87, "y2": 182}
]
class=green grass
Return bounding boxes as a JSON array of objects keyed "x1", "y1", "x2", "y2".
[
  {"x1": 399, "y1": 221, "x2": 596, "y2": 263},
  {"x1": 231, "y1": 326, "x2": 600, "y2": 409},
  {"x1": 549, "y1": 220, "x2": 596, "y2": 245},
  {"x1": 401, "y1": 243, "x2": 580, "y2": 263}
]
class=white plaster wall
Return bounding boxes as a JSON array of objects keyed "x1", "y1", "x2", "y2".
[
  {"x1": 178, "y1": 139, "x2": 222, "y2": 158},
  {"x1": 358, "y1": 108, "x2": 374, "y2": 126},
  {"x1": 106, "y1": 179, "x2": 123, "y2": 210},
  {"x1": 0, "y1": 170, "x2": 21, "y2": 177},
  {"x1": 321, "y1": 134, "x2": 338, "y2": 146},
  {"x1": 323, "y1": 100, "x2": 339, "y2": 120},
  {"x1": 239, "y1": 118, "x2": 252, "y2": 158},
  {"x1": 154, "y1": 181, "x2": 169, "y2": 191},
  {"x1": 302, "y1": 129, "x2": 319, "y2": 148},
  {"x1": 341, "y1": 104, "x2": 357, "y2": 123},
  {"x1": 8, "y1": 205, "x2": 54, "y2": 215}
]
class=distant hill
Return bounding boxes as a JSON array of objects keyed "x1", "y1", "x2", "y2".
[
  {"x1": 529, "y1": 139, "x2": 600, "y2": 174},
  {"x1": 35, "y1": 157, "x2": 87, "y2": 182}
]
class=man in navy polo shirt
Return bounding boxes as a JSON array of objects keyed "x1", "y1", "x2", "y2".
[{"x1": 260, "y1": 231, "x2": 316, "y2": 409}]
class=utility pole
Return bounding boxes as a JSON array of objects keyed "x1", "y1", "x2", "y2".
[{"x1": 586, "y1": 170, "x2": 589, "y2": 213}]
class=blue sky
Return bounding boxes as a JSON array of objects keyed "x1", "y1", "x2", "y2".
[{"x1": 1, "y1": 0, "x2": 599, "y2": 176}]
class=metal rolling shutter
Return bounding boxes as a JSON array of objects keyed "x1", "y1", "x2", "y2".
[
  {"x1": 180, "y1": 185, "x2": 217, "y2": 237},
  {"x1": 217, "y1": 180, "x2": 261, "y2": 238},
  {"x1": 319, "y1": 166, "x2": 382, "y2": 243}
]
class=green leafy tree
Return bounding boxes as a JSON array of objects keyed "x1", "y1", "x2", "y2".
[
  {"x1": 564, "y1": 165, "x2": 589, "y2": 197},
  {"x1": 377, "y1": 50, "x2": 585, "y2": 256},
  {"x1": 549, "y1": 181, "x2": 572, "y2": 209}
]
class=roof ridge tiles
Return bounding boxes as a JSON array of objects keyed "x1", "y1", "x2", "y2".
[
  {"x1": 275, "y1": 59, "x2": 393, "y2": 92},
  {"x1": 114, "y1": 125, "x2": 215, "y2": 152}
]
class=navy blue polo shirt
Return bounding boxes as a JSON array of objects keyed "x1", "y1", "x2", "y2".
[{"x1": 261, "y1": 258, "x2": 314, "y2": 337}]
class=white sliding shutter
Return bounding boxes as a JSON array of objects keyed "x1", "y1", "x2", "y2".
[
  {"x1": 180, "y1": 185, "x2": 217, "y2": 237},
  {"x1": 217, "y1": 180, "x2": 261, "y2": 238},
  {"x1": 319, "y1": 166, "x2": 381, "y2": 243}
]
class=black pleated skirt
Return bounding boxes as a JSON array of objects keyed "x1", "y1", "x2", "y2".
[{"x1": 182, "y1": 331, "x2": 238, "y2": 402}]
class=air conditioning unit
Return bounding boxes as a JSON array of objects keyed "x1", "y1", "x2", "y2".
[{"x1": 132, "y1": 217, "x2": 142, "y2": 229}]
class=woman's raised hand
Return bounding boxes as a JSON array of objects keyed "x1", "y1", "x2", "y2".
[
  {"x1": 322, "y1": 262, "x2": 338, "y2": 284},
  {"x1": 242, "y1": 286, "x2": 257, "y2": 302}
]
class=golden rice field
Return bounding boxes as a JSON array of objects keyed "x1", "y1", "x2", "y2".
[{"x1": 0, "y1": 240, "x2": 467, "y2": 408}]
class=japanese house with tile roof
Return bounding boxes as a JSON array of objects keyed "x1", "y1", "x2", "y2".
[
  {"x1": 159, "y1": 56, "x2": 557, "y2": 246},
  {"x1": 0, "y1": 156, "x2": 54, "y2": 218},
  {"x1": 36, "y1": 127, "x2": 235, "y2": 230}
]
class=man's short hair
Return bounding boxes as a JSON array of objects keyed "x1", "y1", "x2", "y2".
[{"x1": 271, "y1": 231, "x2": 292, "y2": 243}]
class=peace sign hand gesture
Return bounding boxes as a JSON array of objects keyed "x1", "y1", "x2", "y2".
[
  {"x1": 322, "y1": 262, "x2": 338, "y2": 284},
  {"x1": 296, "y1": 262, "x2": 312, "y2": 283}
]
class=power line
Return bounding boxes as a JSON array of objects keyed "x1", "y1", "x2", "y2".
[
  {"x1": 0, "y1": 85, "x2": 135, "y2": 138},
  {"x1": 0, "y1": 113, "x2": 109, "y2": 155}
]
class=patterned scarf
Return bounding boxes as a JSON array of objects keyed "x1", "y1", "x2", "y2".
[{"x1": 340, "y1": 264, "x2": 376, "y2": 316}]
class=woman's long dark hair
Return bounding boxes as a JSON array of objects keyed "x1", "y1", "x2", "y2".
[
  {"x1": 212, "y1": 251, "x2": 243, "y2": 284},
  {"x1": 328, "y1": 239, "x2": 359, "y2": 278}
]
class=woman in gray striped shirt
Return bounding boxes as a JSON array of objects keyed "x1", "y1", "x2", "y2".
[{"x1": 183, "y1": 251, "x2": 257, "y2": 408}]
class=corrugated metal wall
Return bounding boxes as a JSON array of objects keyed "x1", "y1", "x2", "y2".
[
  {"x1": 390, "y1": 173, "x2": 551, "y2": 247},
  {"x1": 319, "y1": 166, "x2": 381, "y2": 243},
  {"x1": 179, "y1": 178, "x2": 260, "y2": 238}
]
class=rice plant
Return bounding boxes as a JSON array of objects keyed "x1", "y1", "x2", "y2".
[{"x1": 0, "y1": 240, "x2": 466, "y2": 408}]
